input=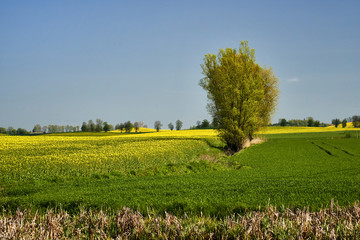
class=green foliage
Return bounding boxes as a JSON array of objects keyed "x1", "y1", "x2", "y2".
[
  {"x1": 134, "y1": 122, "x2": 140, "y2": 132},
  {"x1": 103, "y1": 122, "x2": 110, "y2": 132},
  {"x1": 352, "y1": 115, "x2": 360, "y2": 128},
  {"x1": 307, "y1": 117, "x2": 314, "y2": 127},
  {"x1": 314, "y1": 120, "x2": 320, "y2": 127},
  {"x1": 175, "y1": 120, "x2": 183, "y2": 130},
  {"x1": 88, "y1": 120, "x2": 96, "y2": 132},
  {"x1": 0, "y1": 127, "x2": 6, "y2": 134},
  {"x1": 95, "y1": 119, "x2": 103, "y2": 132},
  {"x1": 119, "y1": 123, "x2": 125, "y2": 132},
  {"x1": 201, "y1": 119, "x2": 210, "y2": 128},
  {"x1": 124, "y1": 121, "x2": 133, "y2": 133},
  {"x1": 279, "y1": 118, "x2": 287, "y2": 126},
  {"x1": 168, "y1": 122, "x2": 174, "y2": 131},
  {"x1": 190, "y1": 119, "x2": 213, "y2": 129},
  {"x1": 278, "y1": 117, "x2": 325, "y2": 127},
  {"x1": 81, "y1": 122, "x2": 89, "y2": 132},
  {"x1": 16, "y1": 128, "x2": 29, "y2": 135},
  {"x1": 154, "y1": 121, "x2": 162, "y2": 132},
  {"x1": 342, "y1": 118, "x2": 347, "y2": 128},
  {"x1": 200, "y1": 41, "x2": 279, "y2": 152},
  {"x1": 33, "y1": 124, "x2": 42, "y2": 133},
  {"x1": 332, "y1": 118, "x2": 341, "y2": 128}
]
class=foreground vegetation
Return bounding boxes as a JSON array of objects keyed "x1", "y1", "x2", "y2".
[
  {"x1": 1, "y1": 127, "x2": 360, "y2": 238},
  {"x1": 2, "y1": 201, "x2": 360, "y2": 239}
]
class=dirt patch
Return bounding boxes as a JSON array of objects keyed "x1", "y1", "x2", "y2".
[{"x1": 242, "y1": 138, "x2": 264, "y2": 149}]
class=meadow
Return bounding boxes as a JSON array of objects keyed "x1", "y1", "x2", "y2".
[{"x1": 1, "y1": 127, "x2": 360, "y2": 238}]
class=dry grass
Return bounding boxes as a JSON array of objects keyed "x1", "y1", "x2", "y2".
[{"x1": 1, "y1": 200, "x2": 360, "y2": 239}]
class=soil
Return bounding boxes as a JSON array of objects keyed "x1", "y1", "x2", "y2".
[{"x1": 242, "y1": 138, "x2": 264, "y2": 148}]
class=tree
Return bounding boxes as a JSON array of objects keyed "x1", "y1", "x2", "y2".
[
  {"x1": 0, "y1": 127, "x2": 6, "y2": 134},
  {"x1": 307, "y1": 117, "x2": 314, "y2": 127},
  {"x1": 33, "y1": 124, "x2": 42, "y2": 133},
  {"x1": 352, "y1": 115, "x2": 360, "y2": 128},
  {"x1": 176, "y1": 120, "x2": 183, "y2": 130},
  {"x1": 88, "y1": 120, "x2": 96, "y2": 132},
  {"x1": 134, "y1": 122, "x2": 140, "y2": 132},
  {"x1": 342, "y1": 118, "x2": 347, "y2": 128},
  {"x1": 65, "y1": 125, "x2": 70, "y2": 132},
  {"x1": 201, "y1": 119, "x2": 210, "y2": 129},
  {"x1": 81, "y1": 122, "x2": 89, "y2": 132},
  {"x1": 168, "y1": 122, "x2": 174, "y2": 131},
  {"x1": 124, "y1": 121, "x2": 133, "y2": 133},
  {"x1": 279, "y1": 118, "x2": 287, "y2": 126},
  {"x1": 16, "y1": 128, "x2": 28, "y2": 135},
  {"x1": 200, "y1": 41, "x2": 279, "y2": 153},
  {"x1": 103, "y1": 122, "x2": 110, "y2": 132},
  {"x1": 95, "y1": 119, "x2": 103, "y2": 132},
  {"x1": 154, "y1": 121, "x2": 162, "y2": 132},
  {"x1": 314, "y1": 120, "x2": 320, "y2": 127},
  {"x1": 119, "y1": 123, "x2": 125, "y2": 133},
  {"x1": 332, "y1": 118, "x2": 341, "y2": 128},
  {"x1": 7, "y1": 127, "x2": 15, "y2": 135}
]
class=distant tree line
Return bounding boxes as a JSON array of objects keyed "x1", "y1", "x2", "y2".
[
  {"x1": 113, "y1": 121, "x2": 135, "y2": 133},
  {"x1": 275, "y1": 115, "x2": 360, "y2": 128},
  {"x1": 80, "y1": 119, "x2": 114, "y2": 132},
  {"x1": 189, "y1": 119, "x2": 213, "y2": 129},
  {"x1": 332, "y1": 115, "x2": 360, "y2": 128},
  {"x1": 0, "y1": 119, "x2": 186, "y2": 136},
  {"x1": 0, "y1": 127, "x2": 30, "y2": 135},
  {"x1": 0, "y1": 124, "x2": 81, "y2": 135},
  {"x1": 166, "y1": 120, "x2": 183, "y2": 131},
  {"x1": 276, "y1": 117, "x2": 327, "y2": 127}
]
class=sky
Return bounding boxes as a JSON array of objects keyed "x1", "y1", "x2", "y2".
[{"x1": 1, "y1": 0, "x2": 359, "y2": 130}]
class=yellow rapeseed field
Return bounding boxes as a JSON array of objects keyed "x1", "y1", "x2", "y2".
[
  {"x1": 0, "y1": 131, "x2": 214, "y2": 182},
  {"x1": 260, "y1": 123, "x2": 358, "y2": 134}
]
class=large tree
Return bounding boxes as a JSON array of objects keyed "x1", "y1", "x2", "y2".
[{"x1": 200, "y1": 41, "x2": 279, "y2": 153}]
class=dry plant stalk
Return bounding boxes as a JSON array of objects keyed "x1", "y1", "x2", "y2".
[{"x1": 1, "y1": 201, "x2": 360, "y2": 239}]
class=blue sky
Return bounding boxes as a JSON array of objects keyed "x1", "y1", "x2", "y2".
[{"x1": 1, "y1": 1, "x2": 359, "y2": 130}]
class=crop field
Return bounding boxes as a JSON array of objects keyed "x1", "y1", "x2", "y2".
[{"x1": 1, "y1": 128, "x2": 360, "y2": 238}]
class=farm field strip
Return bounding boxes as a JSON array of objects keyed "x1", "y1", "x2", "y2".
[
  {"x1": 0, "y1": 129, "x2": 360, "y2": 216},
  {"x1": 259, "y1": 125, "x2": 360, "y2": 134}
]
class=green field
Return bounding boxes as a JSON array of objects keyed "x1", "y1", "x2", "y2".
[{"x1": 1, "y1": 129, "x2": 360, "y2": 218}]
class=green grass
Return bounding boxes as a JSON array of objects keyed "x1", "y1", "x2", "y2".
[{"x1": 1, "y1": 131, "x2": 360, "y2": 217}]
